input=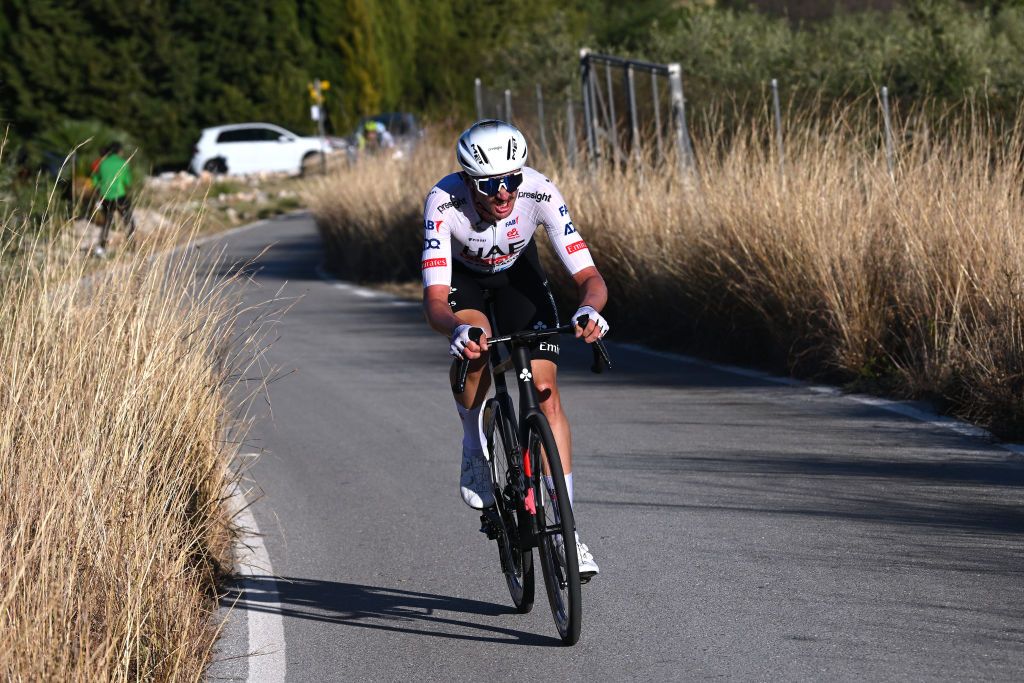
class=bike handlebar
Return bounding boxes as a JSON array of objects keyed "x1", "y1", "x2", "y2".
[{"x1": 452, "y1": 315, "x2": 611, "y2": 394}]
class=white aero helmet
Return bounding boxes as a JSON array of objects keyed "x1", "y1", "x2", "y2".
[{"x1": 456, "y1": 119, "x2": 528, "y2": 177}]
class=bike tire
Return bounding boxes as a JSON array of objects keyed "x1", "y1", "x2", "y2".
[
  {"x1": 483, "y1": 397, "x2": 535, "y2": 613},
  {"x1": 527, "y1": 414, "x2": 582, "y2": 645}
]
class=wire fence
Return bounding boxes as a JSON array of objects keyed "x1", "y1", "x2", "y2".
[
  {"x1": 476, "y1": 48, "x2": 901, "y2": 183},
  {"x1": 476, "y1": 49, "x2": 696, "y2": 173},
  {"x1": 475, "y1": 79, "x2": 581, "y2": 168}
]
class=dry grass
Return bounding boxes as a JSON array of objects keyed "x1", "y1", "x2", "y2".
[
  {"x1": 0, "y1": 207, "x2": 268, "y2": 679},
  {"x1": 307, "y1": 111, "x2": 1024, "y2": 438}
]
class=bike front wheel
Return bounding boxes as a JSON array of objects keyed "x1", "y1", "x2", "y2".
[
  {"x1": 484, "y1": 397, "x2": 534, "y2": 613},
  {"x1": 527, "y1": 414, "x2": 582, "y2": 645}
]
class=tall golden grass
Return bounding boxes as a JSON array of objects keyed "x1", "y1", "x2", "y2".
[
  {"x1": 0, "y1": 210, "x2": 263, "y2": 679},
  {"x1": 306, "y1": 110, "x2": 1024, "y2": 438}
]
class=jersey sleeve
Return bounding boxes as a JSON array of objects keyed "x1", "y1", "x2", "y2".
[
  {"x1": 421, "y1": 188, "x2": 453, "y2": 288},
  {"x1": 538, "y1": 182, "x2": 595, "y2": 276}
]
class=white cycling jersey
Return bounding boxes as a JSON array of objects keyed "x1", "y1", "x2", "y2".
[{"x1": 421, "y1": 167, "x2": 595, "y2": 288}]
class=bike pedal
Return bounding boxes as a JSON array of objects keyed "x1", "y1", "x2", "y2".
[
  {"x1": 579, "y1": 573, "x2": 595, "y2": 585},
  {"x1": 479, "y1": 513, "x2": 501, "y2": 540}
]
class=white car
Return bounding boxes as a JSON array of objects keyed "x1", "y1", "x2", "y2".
[{"x1": 189, "y1": 123, "x2": 332, "y2": 176}]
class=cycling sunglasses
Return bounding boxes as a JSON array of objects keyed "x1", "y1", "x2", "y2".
[{"x1": 471, "y1": 172, "x2": 524, "y2": 197}]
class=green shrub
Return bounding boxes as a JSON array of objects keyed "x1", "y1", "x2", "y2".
[{"x1": 638, "y1": 1, "x2": 1024, "y2": 112}]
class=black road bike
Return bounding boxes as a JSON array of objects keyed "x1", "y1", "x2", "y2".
[{"x1": 454, "y1": 308, "x2": 611, "y2": 645}]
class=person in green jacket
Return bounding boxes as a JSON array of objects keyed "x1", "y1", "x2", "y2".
[{"x1": 91, "y1": 141, "x2": 137, "y2": 256}]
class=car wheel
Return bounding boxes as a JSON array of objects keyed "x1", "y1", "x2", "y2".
[
  {"x1": 203, "y1": 158, "x2": 227, "y2": 174},
  {"x1": 300, "y1": 152, "x2": 322, "y2": 176}
]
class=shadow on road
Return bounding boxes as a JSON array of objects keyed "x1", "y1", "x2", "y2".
[
  {"x1": 221, "y1": 576, "x2": 561, "y2": 646},
  {"x1": 586, "y1": 447, "x2": 1024, "y2": 540}
]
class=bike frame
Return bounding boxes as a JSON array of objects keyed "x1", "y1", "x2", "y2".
[
  {"x1": 455, "y1": 299, "x2": 610, "y2": 645},
  {"x1": 486, "y1": 337, "x2": 549, "y2": 549}
]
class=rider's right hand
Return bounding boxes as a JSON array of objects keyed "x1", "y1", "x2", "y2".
[{"x1": 450, "y1": 324, "x2": 488, "y2": 359}]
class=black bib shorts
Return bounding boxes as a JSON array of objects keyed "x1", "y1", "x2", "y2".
[{"x1": 448, "y1": 241, "x2": 562, "y2": 364}]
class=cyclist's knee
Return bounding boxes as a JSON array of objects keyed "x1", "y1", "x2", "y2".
[
  {"x1": 454, "y1": 309, "x2": 491, "y2": 338},
  {"x1": 536, "y1": 380, "x2": 562, "y2": 413}
]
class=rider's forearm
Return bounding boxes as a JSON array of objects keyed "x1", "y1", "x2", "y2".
[
  {"x1": 424, "y1": 296, "x2": 463, "y2": 337},
  {"x1": 574, "y1": 268, "x2": 608, "y2": 312}
]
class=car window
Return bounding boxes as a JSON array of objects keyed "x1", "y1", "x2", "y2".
[
  {"x1": 257, "y1": 128, "x2": 288, "y2": 141},
  {"x1": 217, "y1": 129, "x2": 260, "y2": 143},
  {"x1": 216, "y1": 128, "x2": 287, "y2": 143}
]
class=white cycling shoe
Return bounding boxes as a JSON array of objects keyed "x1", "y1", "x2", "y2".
[
  {"x1": 459, "y1": 447, "x2": 494, "y2": 509},
  {"x1": 555, "y1": 534, "x2": 600, "y2": 582},
  {"x1": 576, "y1": 541, "x2": 600, "y2": 580}
]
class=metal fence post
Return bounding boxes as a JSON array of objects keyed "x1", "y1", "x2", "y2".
[
  {"x1": 651, "y1": 71, "x2": 663, "y2": 165},
  {"x1": 605, "y1": 62, "x2": 620, "y2": 167},
  {"x1": 668, "y1": 63, "x2": 695, "y2": 171},
  {"x1": 580, "y1": 49, "x2": 597, "y2": 166},
  {"x1": 626, "y1": 65, "x2": 639, "y2": 164},
  {"x1": 771, "y1": 78, "x2": 785, "y2": 180},
  {"x1": 474, "y1": 78, "x2": 483, "y2": 121},
  {"x1": 504, "y1": 89, "x2": 513, "y2": 123},
  {"x1": 567, "y1": 92, "x2": 577, "y2": 167},
  {"x1": 881, "y1": 86, "x2": 895, "y2": 179},
  {"x1": 536, "y1": 83, "x2": 549, "y2": 156},
  {"x1": 588, "y1": 59, "x2": 601, "y2": 166}
]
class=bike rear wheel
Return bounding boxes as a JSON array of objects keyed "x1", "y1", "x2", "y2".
[
  {"x1": 527, "y1": 414, "x2": 582, "y2": 645},
  {"x1": 483, "y1": 398, "x2": 534, "y2": 613}
]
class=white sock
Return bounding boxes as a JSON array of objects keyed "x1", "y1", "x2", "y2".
[
  {"x1": 543, "y1": 472, "x2": 575, "y2": 525},
  {"x1": 456, "y1": 402, "x2": 483, "y2": 454}
]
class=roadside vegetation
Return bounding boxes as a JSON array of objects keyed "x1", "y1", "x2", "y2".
[
  {"x1": 0, "y1": 190, "x2": 267, "y2": 678},
  {"x1": 307, "y1": 104, "x2": 1024, "y2": 440}
]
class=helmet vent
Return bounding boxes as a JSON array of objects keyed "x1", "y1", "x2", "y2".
[{"x1": 507, "y1": 138, "x2": 517, "y2": 161}]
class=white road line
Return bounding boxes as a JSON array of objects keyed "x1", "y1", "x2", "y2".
[
  {"x1": 226, "y1": 473, "x2": 287, "y2": 683},
  {"x1": 616, "y1": 342, "x2": 1024, "y2": 457},
  {"x1": 314, "y1": 263, "x2": 414, "y2": 302},
  {"x1": 202, "y1": 219, "x2": 286, "y2": 683}
]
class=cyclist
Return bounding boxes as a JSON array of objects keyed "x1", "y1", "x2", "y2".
[{"x1": 421, "y1": 119, "x2": 609, "y2": 579}]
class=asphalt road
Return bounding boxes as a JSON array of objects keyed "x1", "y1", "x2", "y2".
[{"x1": 207, "y1": 213, "x2": 1024, "y2": 682}]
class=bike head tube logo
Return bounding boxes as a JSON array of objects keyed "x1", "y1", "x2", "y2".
[{"x1": 519, "y1": 368, "x2": 533, "y2": 382}]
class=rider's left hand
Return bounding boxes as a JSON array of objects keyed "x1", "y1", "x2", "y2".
[{"x1": 573, "y1": 305, "x2": 609, "y2": 343}]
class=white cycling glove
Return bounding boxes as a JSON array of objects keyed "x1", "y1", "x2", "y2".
[
  {"x1": 573, "y1": 305, "x2": 610, "y2": 337},
  {"x1": 450, "y1": 324, "x2": 475, "y2": 358}
]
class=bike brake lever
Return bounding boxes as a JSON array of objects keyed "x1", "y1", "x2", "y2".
[
  {"x1": 591, "y1": 339, "x2": 611, "y2": 373},
  {"x1": 575, "y1": 315, "x2": 611, "y2": 373},
  {"x1": 453, "y1": 327, "x2": 484, "y2": 394}
]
